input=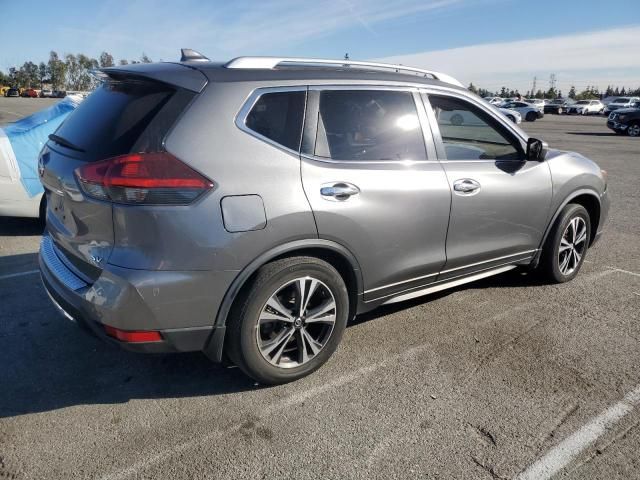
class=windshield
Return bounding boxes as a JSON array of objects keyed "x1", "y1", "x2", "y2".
[
  {"x1": 576, "y1": 101, "x2": 589, "y2": 105},
  {"x1": 612, "y1": 98, "x2": 630, "y2": 103}
]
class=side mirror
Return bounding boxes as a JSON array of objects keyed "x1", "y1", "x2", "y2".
[{"x1": 526, "y1": 137, "x2": 548, "y2": 162}]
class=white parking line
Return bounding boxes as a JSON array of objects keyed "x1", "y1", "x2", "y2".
[
  {"x1": 606, "y1": 267, "x2": 640, "y2": 278},
  {"x1": 516, "y1": 384, "x2": 640, "y2": 480},
  {"x1": 0, "y1": 269, "x2": 39, "y2": 281}
]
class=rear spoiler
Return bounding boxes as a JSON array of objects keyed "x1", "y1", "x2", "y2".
[{"x1": 93, "y1": 62, "x2": 208, "y2": 93}]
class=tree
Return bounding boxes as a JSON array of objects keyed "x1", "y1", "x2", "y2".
[
  {"x1": 38, "y1": 62, "x2": 47, "y2": 88},
  {"x1": 568, "y1": 86, "x2": 576, "y2": 99},
  {"x1": 99, "y1": 51, "x2": 115, "y2": 68},
  {"x1": 140, "y1": 53, "x2": 152, "y2": 63},
  {"x1": 48, "y1": 51, "x2": 66, "y2": 90},
  {"x1": 65, "y1": 54, "x2": 81, "y2": 90},
  {"x1": 468, "y1": 82, "x2": 478, "y2": 94}
]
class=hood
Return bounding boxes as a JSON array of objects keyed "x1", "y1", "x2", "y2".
[{"x1": 612, "y1": 107, "x2": 640, "y2": 114}]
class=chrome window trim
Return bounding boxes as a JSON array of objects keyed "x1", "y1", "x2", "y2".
[{"x1": 234, "y1": 85, "x2": 308, "y2": 157}]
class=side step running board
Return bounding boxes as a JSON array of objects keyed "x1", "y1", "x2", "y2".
[{"x1": 382, "y1": 265, "x2": 516, "y2": 305}]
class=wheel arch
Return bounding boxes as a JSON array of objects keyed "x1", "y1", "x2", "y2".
[
  {"x1": 204, "y1": 239, "x2": 363, "y2": 362},
  {"x1": 532, "y1": 189, "x2": 601, "y2": 267}
]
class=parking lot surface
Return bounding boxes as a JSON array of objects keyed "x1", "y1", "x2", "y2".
[
  {"x1": 1, "y1": 103, "x2": 639, "y2": 479},
  {"x1": 0, "y1": 98, "x2": 58, "y2": 124}
]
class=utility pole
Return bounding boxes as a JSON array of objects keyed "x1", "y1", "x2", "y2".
[
  {"x1": 549, "y1": 73, "x2": 557, "y2": 96},
  {"x1": 531, "y1": 76, "x2": 537, "y2": 97}
]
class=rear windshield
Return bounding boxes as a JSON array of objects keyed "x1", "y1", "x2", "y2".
[{"x1": 54, "y1": 80, "x2": 175, "y2": 159}]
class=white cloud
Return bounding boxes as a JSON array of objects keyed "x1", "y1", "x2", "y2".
[
  {"x1": 54, "y1": 0, "x2": 467, "y2": 62},
  {"x1": 378, "y1": 25, "x2": 640, "y2": 93}
]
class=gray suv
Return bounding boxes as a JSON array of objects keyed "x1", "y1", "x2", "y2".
[{"x1": 39, "y1": 52, "x2": 609, "y2": 384}]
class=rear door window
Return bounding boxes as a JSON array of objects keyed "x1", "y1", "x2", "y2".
[
  {"x1": 245, "y1": 91, "x2": 306, "y2": 151},
  {"x1": 314, "y1": 90, "x2": 426, "y2": 161}
]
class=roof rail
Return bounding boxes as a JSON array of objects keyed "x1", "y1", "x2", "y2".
[{"x1": 224, "y1": 56, "x2": 463, "y2": 87}]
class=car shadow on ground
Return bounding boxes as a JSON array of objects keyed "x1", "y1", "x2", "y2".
[
  {"x1": 0, "y1": 241, "x2": 541, "y2": 419},
  {"x1": 565, "y1": 132, "x2": 619, "y2": 136},
  {"x1": 0, "y1": 216, "x2": 44, "y2": 237}
]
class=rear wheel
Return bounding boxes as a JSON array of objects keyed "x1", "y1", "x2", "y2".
[
  {"x1": 525, "y1": 111, "x2": 537, "y2": 122},
  {"x1": 539, "y1": 204, "x2": 590, "y2": 283},
  {"x1": 226, "y1": 257, "x2": 349, "y2": 384},
  {"x1": 627, "y1": 122, "x2": 640, "y2": 137}
]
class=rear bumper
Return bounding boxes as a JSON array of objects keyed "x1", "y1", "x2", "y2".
[{"x1": 39, "y1": 235, "x2": 236, "y2": 355}]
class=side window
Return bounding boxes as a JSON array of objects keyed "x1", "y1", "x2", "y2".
[
  {"x1": 429, "y1": 95, "x2": 523, "y2": 161},
  {"x1": 315, "y1": 90, "x2": 426, "y2": 161},
  {"x1": 245, "y1": 91, "x2": 306, "y2": 151}
]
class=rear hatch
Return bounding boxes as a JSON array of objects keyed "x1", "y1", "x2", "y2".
[{"x1": 40, "y1": 63, "x2": 207, "y2": 281}]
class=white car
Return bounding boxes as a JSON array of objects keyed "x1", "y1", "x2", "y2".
[
  {"x1": 499, "y1": 107, "x2": 521, "y2": 124},
  {"x1": 499, "y1": 101, "x2": 544, "y2": 121},
  {"x1": 483, "y1": 96, "x2": 504, "y2": 105},
  {"x1": 0, "y1": 95, "x2": 83, "y2": 219},
  {"x1": 604, "y1": 97, "x2": 640, "y2": 115},
  {"x1": 525, "y1": 98, "x2": 546, "y2": 111},
  {"x1": 566, "y1": 100, "x2": 604, "y2": 115}
]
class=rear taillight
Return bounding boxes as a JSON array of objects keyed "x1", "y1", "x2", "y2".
[{"x1": 74, "y1": 152, "x2": 214, "y2": 205}]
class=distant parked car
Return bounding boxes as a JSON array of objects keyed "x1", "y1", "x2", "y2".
[
  {"x1": 607, "y1": 101, "x2": 640, "y2": 136},
  {"x1": 52, "y1": 90, "x2": 67, "y2": 98},
  {"x1": 40, "y1": 89, "x2": 53, "y2": 98},
  {"x1": 499, "y1": 107, "x2": 522, "y2": 124},
  {"x1": 525, "y1": 98, "x2": 546, "y2": 111},
  {"x1": 5, "y1": 87, "x2": 20, "y2": 97},
  {"x1": 21, "y1": 88, "x2": 38, "y2": 98},
  {"x1": 566, "y1": 100, "x2": 604, "y2": 115},
  {"x1": 500, "y1": 101, "x2": 543, "y2": 121},
  {"x1": 604, "y1": 97, "x2": 640, "y2": 115},
  {"x1": 544, "y1": 98, "x2": 575, "y2": 114},
  {"x1": 483, "y1": 96, "x2": 504, "y2": 105}
]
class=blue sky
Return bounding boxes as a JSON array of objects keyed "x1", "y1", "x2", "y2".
[{"x1": 1, "y1": 0, "x2": 639, "y2": 93}]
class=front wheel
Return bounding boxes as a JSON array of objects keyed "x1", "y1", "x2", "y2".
[
  {"x1": 226, "y1": 257, "x2": 349, "y2": 384},
  {"x1": 525, "y1": 111, "x2": 537, "y2": 121},
  {"x1": 539, "y1": 204, "x2": 591, "y2": 283},
  {"x1": 627, "y1": 122, "x2": 640, "y2": 137}
]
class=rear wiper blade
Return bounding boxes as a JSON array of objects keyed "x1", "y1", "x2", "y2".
[{"x1": 48, "y1": 134, "x2": 85, "y2": 152}]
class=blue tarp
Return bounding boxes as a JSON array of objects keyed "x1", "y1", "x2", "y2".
[{"x1": 1, "y1": 96, "x2": 82, "y2": 197}]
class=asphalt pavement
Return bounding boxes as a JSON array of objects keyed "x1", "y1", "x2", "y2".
[{"x1": 1, "y1": 101, "x2": 639, "y2": 479}]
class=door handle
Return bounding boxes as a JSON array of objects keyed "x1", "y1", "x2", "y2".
[
  {"x1": 320, "y1": 182, "x2": 360, "y2": 201},
  {"x1": 453, "y1": 178, "x2": 481, "y2": 195}
]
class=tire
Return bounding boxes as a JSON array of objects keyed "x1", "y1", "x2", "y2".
[
  {"x1": 627, "y1": 122, "x2": 640, "y2": 137},
  {"x1": 506, "y1": 115, "x2": 515, "y2": 123},
  {"x1": 557, "y1": 107, "x2": 563, "y2": 115},
  {"x1": 38, "y1": 195, "x2": 47, "y2": 228},
  {"x1": 226, "y1": 256, "x2": 349, "y2": 385},
  {"x1": 451, "y1": 113, "x2": 464, "y2": 126},
  {"x1": 525, "y1": 111, "x2": 537, "y2": 122},
  {"x1": 538, "y1": 204, "x2": 591, "y2": 283}
]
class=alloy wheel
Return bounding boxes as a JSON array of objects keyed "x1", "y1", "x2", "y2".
[
  {"x1": 256, "y1": 277, "x2": 336, "y2": 368},
  {"x1": 628, "y1": 124, "x2": 640, "y2": 137},
  {"x1": 558, "y1": 217, "x2": 588, "y2": 276}
]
